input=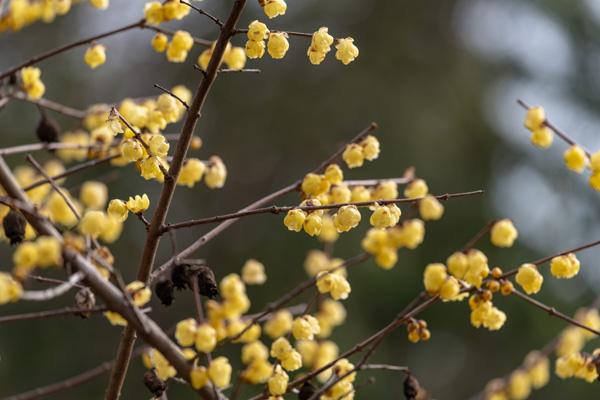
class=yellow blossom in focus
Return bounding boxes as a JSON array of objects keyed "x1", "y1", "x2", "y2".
[
  {"x1": 126, "y1": 194, "x2": 150, "y2": 214},
  {"x1": 84, "y1": 44, "x2": 106, "y2": 69}
]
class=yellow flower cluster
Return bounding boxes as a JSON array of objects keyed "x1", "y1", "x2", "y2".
[
  {"x1": 84, "y1": 44, "x2": 106, "y2": 69},
  {"x1": 423, "y1": 263, "x2": 461, "y2": 300},
  {"x1": 555, "y1": 350, "x2": 599, "y2": 382},
  {"x1": 292, "y1": 315, "x2": 321, "y2": 341},
  {"x1": 174, "y1": 318, "x2": 218, "y2": 353},
  {"x1": 307, "y1": 27, "x2": 334, "y2": 65},
  {"x1": 369, "y1": 203, "x2": 401, "y2": 229},
  {"x1": 264, "y1": 309, "x2": 293, "y2": 338},
  {"x1": 342, "y1": 135, "x2": 380, "y2": 168},
  {"x1": 0, "y1": 272, "x2": 23, "y2": 305},
  {"x1": 268, "y1": 365, "x2": 289, "y2": 396},
  {"x1": 322, "y1": 359, "x2": 356, "y2": 400},
  {"x1": 316, "y1": 270, "x2": 351, "y2": 300},
  {"x1": 143, "y1": 0, "x2": 190, "y2": 26},
  {"x1": 0, "y1": 0, "x2": 78, "y2": 32},
  {"x1": 239, "y1": 341, "x2": 272, "y2": 384},
  {"x1": 104, "y1": 281, "x2": 151, "y2": 326},
  {"x1": 523, "y1": 106, "x2": 552, "y2": 149},
  {"x1": 484, "y1": 351, "x2": 551, "y2": 400},
  {"x1": 245, "y1": 20, "x2": 269, "y2": 59},
  {"x1": 12, "y1": 235, "x2": 62, "y2": 278},
  {"x1": 165, "y1": 30, "x2": 194, "y2": 62},
  {"x1": 406, "y1": 319, "x2": 431, "y2": 343},
  {"x1": 190, "y1": 356, "x2": 233, "y2": 389},
  {"x1": 447, "y1": 249, "x2": 490, "y2": 288},
  {"x1": 469, "y1": 292, "x2": 507, "y2": 331},
  {"x1": 198, "y1": 41, "x2": 247, "y2": 71},
  {"x1": 20, "y1": 66, "x2": 45, "y2": 99},
  {"x1": 555, "y1": 308, "x2": 600, "y2": 357},
  {"x1": 270, "y1": 337, "x2": 302, "y2": 371}
]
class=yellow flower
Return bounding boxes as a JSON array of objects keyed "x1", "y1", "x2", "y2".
[
  {"x1": 107, "y1": 199, "x2": 128, "y2": 222},
  {"x1": 139, "y1": 156, "x2": 164, "y2": 180},
  {"x1": 318, "y1": 215, "x2": 339, "y2": 243},
  {"x1": 563, "y1": 145, "x2": 587, "y2": 173},
  {"x1": 324, "y1": 164, "x2": 343, "y2": 185},
  {"x1": 126, "y1": 194, "x2": 150, "y2": 214},
  {"x1": 371, "y1": 180, "x2": 398, "y2": 200},
  {"x1": 404, "y1": 179, "x2": 428, "y2": 199},
  {"x1": 47, "y1": 191, "x2": 79, "y2": 226},
  {"x1": 224, "y1": 47, "x2": 246, "y2": 70},
  {"x1": 550, "y1": 253, "x2": 580, "y2": 279},
  {"x1": 36, "y1": 236, "x2": 61, "y2": 268},
  {"x1": 163, "y1": 0, "x2": 190, "y2": 20},
  {"x1": 419, "y1": 195, "x2": 444, "y2": 221},
  {"x1": 374, "y1": 246, "x2": 398, "y2": 270},
  {"x1": 247, "y1": 20, "x2": 269, "y2": 41},
  {"x1": 333, "y1": 205, "x2": 361, "y2": 232},
  {"x1": 245, "y1": 39, "x2": 266, "y2": 59},
  {"x1": 316, "y1": 272, "x2": 351, "y2": 300},
  {"x1": 447, "y1": 251, "x2": 468, "y2": 279},
  {"x1": 241, "y1": 259, "x2": 266, "y2": 285},
  {"x1": 342, "y1": 144, "x2": 364, "y2": 168},
  {"x1": 267, "y1": 32, "x2": 289, "y2": 59},
  {"x1": 280, "y1": 350, "x2": 302, "y2": 371},
  {"x1": 80, "y1": 181, "x2": 107, "y2": 210},
  {"x1": 84, "y1": 44, "x2": 106, "y2": 69},
  {"x1": 190, "y1": 366, "x2": 208, "y2": 389},
  {"x1": 360, "y1": 135, "x2": 380, "y2": 160},
  {"x1": 262, "y1": 0, "x2": 287, "y2": 19},
  {"x1": 20, "y1": 66, "x2": 45, "y2": 99},
  {"x1": 0, "y1": 272, "x2": 23, "y2": 305},
  {"x1": 144, "y1": 1, "x2": 166, "y2": 25},
  {"x1": 126, "y1": 280, "x2": 151, "y2": 306},
  {"x1": 423, "y1": 263, "x2": 447, "y2": 293},
  {"x1": 369, "y1": 204, "x2": 400, "y2": 229},
  {"x1": 205, "y1": 156, "x2": 227, "y2": 188},
  {"x1": 99, "y1": 216, "x2": 123, "y2": 243},
  {"x1": 490, "y1": 219, "x2": 518, "y2": 248},
  {"x1": 530, "y1": 127, "x2": 553, "y2": 148},
  {"x1": 195, "y1": 323, "x2": 217, "y2": 353},
  {"x1": 270, "y1": 337, "x2": 293, "y2": 360},
  {"x1": 515, "y1": 263, "x2": 543, "y2": 295},
  {"x1": 311, "y1": 27, "x2": 334, "y2": 53},
  {"x1": 264, "y1": 310, "x2": 293, "y2": 338},
  {"x1": 283, "y1": 209, "x2": 306, "y2": 232},
  {"x1": 178, "y1": 158, "x2": 205, "y2": 188},
  {"x1": 268, "y1": 365, "x2": 289, "y2": 396},
  {"x1": 90, "y1": 0, "x2": 109, "y2": 10},
  {"x1": 241, "y1": 341, "x2": 269, "y2": 364},
  {"x1": 330, "y1": 184, "x2": 351, "y2": 204},
  {"x1": 175, "y1": 318, "x2": 198, "y2": 347},
  {"x1": 120, "y1": 139, "x2": 144, "y2": 162},
  {"x1": 208, "y1": 357, "x2": 232, "y2": 388},
  {"x1": 151, "y1": 33, "x2": 168, "y2": 52},
  {"x1": 335, "y1": 38, "x2": 359, "y2": 65},
  {"x1": 524, "y1": 106, "x2": 545, "y2": 131},
  {"x1": 57, "y1": 130, "x2": 89, "y2": 162},
  {"x1": 292, "y1": 315, "x2": 321, "y2": 341},
  {"x1": 508, "y1": 370, "x2": 531, "y2": 400},
  {"x1": 79, "y1": 210, "x2": 108, "y2": 238}
]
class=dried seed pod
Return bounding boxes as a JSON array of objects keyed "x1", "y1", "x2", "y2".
[
  {"x1": 143, "y1": 368, "x2": 167, "y2": 397},
  {"x1": 196, "y1": 265, "x2": 219, "y2": 299},
  {"x1": 403, "y1": 373, "x2": 420, "y2": 400},
  {"x1": 154, "y1": 278, "x2": 175, "y2": 306},
  {"x1": 298, "y1": 381, "x2": 317, "y2": 400},
  {"x1": 74, "y1": 287, "x2": 96, "y2": 319},
  {"x1": 36, "y1": 114, "x2": 60, "y2": 143},
  {"x1": 171, "y1": 263, "x2": 189, "y2": 290},
  {"x1": 3, "y1": 209, "x2": 26, "y2": 245}
]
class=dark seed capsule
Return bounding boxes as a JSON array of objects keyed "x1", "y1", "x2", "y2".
[
  {"x1": 197, "y1": 265, "x2": 219, "y2": 299},
  {"x1": 298, "y1": 381, "x2": 317, "y2": 400},
  {"x1": 403, "y1": 374, "x2": 420, "y2": 400},
  {"x1": 170, "y1": 263, "x2": 189, "y2": 290},
  {"x1": 8, "y1": 73, "x2": 17, "y2": 86},
  {"x1": 3, "y1": 209, "x2": 26, "y2": 245},
  {"x1": 143, "y1": 369, "x2": 167, "y2": 397},
  {"x1": 154, "y1": 278, "x2": 175, "y2": 306},
  {"x1": 36, "y1": 115, "x2": 60, "y2": 143}
]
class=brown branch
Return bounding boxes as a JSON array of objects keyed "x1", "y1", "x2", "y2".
[
  {"x1": 218, "y1": 68, "x2": 261, "y2": 73},
  {"x1": 10, "y1": 91, "x2": 87, "y2": 118},
  {"x1": 460, "y1": 219, "x2": 498, "y2": 252},
  {"x1": 180, "y1": 0, "x2": 224, "y2": 27},
  {"x1": 0, "y1": 20, "x2": 146, "y2": 81},
  {"x1": 0, "y1": 305, "x2": 107, "y2": 323},
  {"x1": 162, "y1": 190, "x2": 484, "y2": 232},
  {"x1": 105, "y1": 2, "x2": 248, "y2": 398},
  {"x1": 0, "y1": 141, "x2": 103, "y2": 156},
  {"x1": 500, "y1": 238, "x2": 600, "y2": 279},
  {"x1": 26, "y1": 154, "x2": 81, "y2": 220},
  {"x1": 22, "y1": 154, "x2": 118, "y2": 192},
  {"x1": 511, "y1": 289, "x2": 600, "y2": 336},
  {"x1": 0, "y1": 156, "x2": 218, "y2": 400}
]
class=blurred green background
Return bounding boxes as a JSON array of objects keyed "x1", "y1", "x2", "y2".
[{"x1": 1, "y1": 0, "x2": 599, "y2": 399}]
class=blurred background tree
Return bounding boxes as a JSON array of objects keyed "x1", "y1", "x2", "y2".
[{"x1": 0, "y1": 0, "x2": 598, "y2": 398}]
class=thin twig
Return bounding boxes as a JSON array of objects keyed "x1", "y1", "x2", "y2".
[
  {"x1": 180, "y1": 0, "x2": 224, "y2": 27},
  {"x1": 10, "y1": 91, "x2": 87, "y2": 118},
  {"x1": 163, "y1": 190, "x2": 484, "y2": 232},
  {"x1": 460, "y1": 219, "x2": 498, "y2": 252},
  {"x1": 21, "y1": 272, "x2": 85, "y2": 301},
  {"x1": 154, "y1": 84, "x2": 189, "y2": 109}
]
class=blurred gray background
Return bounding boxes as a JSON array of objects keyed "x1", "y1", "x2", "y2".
[{"x1": 1, "y1": 0, "x2": 599, "y2": 398}]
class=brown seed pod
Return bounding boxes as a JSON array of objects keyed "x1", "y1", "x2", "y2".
[
  {"x1": 170, "y1": 263, "x2": 189, "y2": 290},
  {"x1": 196, "y1": 265, "x2": 219, "y2": 299},
  {"x1": 74, "y1": 287, "x2": 96, "y2": 319},
  {"x1": 36, "y1": 114, "x2": 61, "y2": 144},
  {"x1": 2, "y1": 209, "x2": 26, "y2": 245},
  {"x1": 298, "y1": 381, "x2": 317, "y2": 400},
  {"x1": 143, "y1": 368, "x2": 167, "y2": 397},
  {"x1": 154, "y1": 278, "x2": 175, "y2": 306},
  {"x1": 403, "y1": 373, "x2": 420, "y2": 400}
]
